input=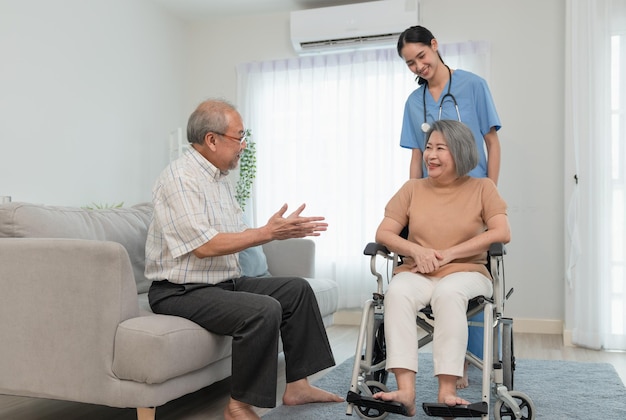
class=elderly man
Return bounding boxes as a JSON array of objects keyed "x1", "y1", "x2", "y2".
[{"x1": 145, "y1": 99, "x2": 342, "y2": 420}]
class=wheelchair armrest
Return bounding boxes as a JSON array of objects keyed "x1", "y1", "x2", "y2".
[
  {"x1": 363, "y1": 242, "x2": 390, "y2": 257},
  {"x1": 367, "y1": 242, "x2": 505, "y2": 257},
  {"x1": 488, "y1": 242, "x2": 506, "y2": 257}
]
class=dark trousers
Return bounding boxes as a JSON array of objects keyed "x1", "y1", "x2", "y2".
[{"x1": 148, "y1": 276, "x2": 336, "y2": 408}]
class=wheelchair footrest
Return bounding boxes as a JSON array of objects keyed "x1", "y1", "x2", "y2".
[
  {"x1": 346, "y1": 391, "x2": 409, "y2": 416},
  {"x1": 422, "y1": 401, "x2": 488, "y2": 418}
]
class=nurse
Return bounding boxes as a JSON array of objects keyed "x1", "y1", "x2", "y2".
[{"x1": 398, "y1": 25, "x2": 502, "y2": 184}]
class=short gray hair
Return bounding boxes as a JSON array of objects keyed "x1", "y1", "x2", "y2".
[
  {"x1": 425, "y1": 120, "x2": 478, "y2": 176},
  {"x1": 187, "y1": 99, "x2": 237, "y2": 145}
]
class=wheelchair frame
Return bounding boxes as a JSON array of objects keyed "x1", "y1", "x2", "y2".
[{"x1": 345, "y1": 242, "x2": 535, "y2": 419}]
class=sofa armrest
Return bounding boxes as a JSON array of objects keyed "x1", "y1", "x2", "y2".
[
  {"x1": 262, "y1": 238, "x2": 315, "y2": 278},
  {"x1": 0, "y1": 238, "x2": 139, "y2": 400}
]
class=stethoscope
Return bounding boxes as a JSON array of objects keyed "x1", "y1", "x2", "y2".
[{"x1": 420, "y1": 65, "x2": 462, "y2": 133}]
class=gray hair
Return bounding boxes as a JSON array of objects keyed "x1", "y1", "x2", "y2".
[
  {"x1": 425, "y1": 120, "x2": 478, "y2": 176},
  {"x1": 187, "y1": 99, "x2": 237, "y2": 145}
]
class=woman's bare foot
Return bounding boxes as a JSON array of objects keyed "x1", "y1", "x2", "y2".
[
  {"x1": 282, "y1": 378, "x2": 344, "y2": 406},
  {"x1": 456, "y1": 361, "x2": 470, "y2": 389},
  {"x1": 439, "y1": 394, "x2": 470, "y2": 406},
  {"x1": 223, "y1": 398, "x2": 260, "y2": 420},
  {"x1": 438, "y1": 373, "x2": 470, "y2": 420},
  {"x1": 372, "y1": 390, "x2": 416, "y2": 417},
  {"x1": 438, "y1": 391, "x2": 470, "y2": 420}
]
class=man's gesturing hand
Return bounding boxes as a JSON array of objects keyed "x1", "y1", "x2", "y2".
[{"x1": 265, "y1": 203, "x2": 328, "y2": 240}]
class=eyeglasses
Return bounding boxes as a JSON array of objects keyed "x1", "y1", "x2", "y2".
[{"x1": 215, "y1": 131, "x2": 247, "y2": 145}]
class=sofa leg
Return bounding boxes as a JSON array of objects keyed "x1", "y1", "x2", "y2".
[{"x1": 137, "y1": 407, "x2": 156, "y2": 420}]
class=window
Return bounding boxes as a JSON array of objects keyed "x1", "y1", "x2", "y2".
[
  {"x1": 238, "y1": 43, "x2": 492, "y2": 309},
  {"x1": 566, "y1": 0, "x2": 626, "y2": 350}
]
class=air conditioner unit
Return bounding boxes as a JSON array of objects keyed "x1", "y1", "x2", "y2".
[{"x1": 290, "y1": 0, "x2": 419, "y2": 55}]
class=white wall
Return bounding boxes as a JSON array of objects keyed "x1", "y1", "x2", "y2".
[
  {"x1": 185, "y1": 0, "x2": 566, "y2": 324},
  {"x1": 184, "y1": 11, "x2": 295, "y2": 111},
  {"x1": 0, "y1": 0, "x2": 187, "y2": 207}
]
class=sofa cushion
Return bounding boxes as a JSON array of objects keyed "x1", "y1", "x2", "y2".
[
  {"x1": 112, "y1": 314, "x2": 232, "y2": 384},
  {"x1": 239, "y1": 245, "x2": 271, "y2": 277},
  {"x1": 0, "y1": 202, "x2": 153, "y2": 293},
  {"x1": 239, "y1": 212, "x2": 271, "y2": 277},
  {"x1": 304, "y1": 277, "x2": 339, "y2": 323}
]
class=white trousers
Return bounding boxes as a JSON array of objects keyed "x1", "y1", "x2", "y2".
[{"x1": 384, "y1": 271, "x2": 492, "y2": 377}]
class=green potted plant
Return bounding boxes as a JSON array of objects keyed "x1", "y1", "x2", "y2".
[{"x1": 235, "y1": 129, "x2": 256, "y2": 209}]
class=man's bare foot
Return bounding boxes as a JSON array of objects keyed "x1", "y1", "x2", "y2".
[
  {"x1": 372, "y1": 390, "x2": 416, "y2": 417},
  {"x1": 282, "y1": 378, "x2": 344, "y2": 406},
  {"x1": 224, "y1": 398, "x2": 260, "y2": 420},
  {"x1": 456, "y1": 361, "x2": 470, "y2": 389}
]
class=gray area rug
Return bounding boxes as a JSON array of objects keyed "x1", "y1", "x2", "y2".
[{"x1": 263, "y1": 354, "x2": 626, "y2": 419}]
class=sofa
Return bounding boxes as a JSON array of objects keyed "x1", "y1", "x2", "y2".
[{"x1": 0, "y1": 202, "x2": 339, "y2": 419}]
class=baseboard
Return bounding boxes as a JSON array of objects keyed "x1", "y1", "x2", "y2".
[
  {"x1": 334, "y1": 309, "x2": 564, "y2": 336},
  {"x1": 333, "y1": 309, "x2": 362, "y2": 326},
  {"x1": 513, "y1": 318, "x2": 563, "y2": 335},
  {"x1": 562, "y1": 329, "x2": 574, "y2": 347}
]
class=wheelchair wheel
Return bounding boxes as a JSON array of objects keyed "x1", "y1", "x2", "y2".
[
  {"x1": 354, "y1": 380, "x2": 389, "y2": 420},
  {"x1": 371, "y1": 320, "x2": 388, "y2": 384},
  {"x1": 372, "y1": 368, "x2": 388, "y2": 385},
  {"x1": 501, "y1": 318, "x2": 515, "y2": 390},
  {"x1": 494, "y1": 390, "x2": 536, "y2": 420}
]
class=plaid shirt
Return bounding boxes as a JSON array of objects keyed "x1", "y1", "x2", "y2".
[{"x1": 145, "y1": 148, "x2": 244, "y2": 284}]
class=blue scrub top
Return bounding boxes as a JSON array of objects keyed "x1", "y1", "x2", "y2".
[{"x1": 400, "y1": 69, "x2": 501, "y2": 178}]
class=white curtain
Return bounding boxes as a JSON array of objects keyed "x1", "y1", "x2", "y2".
[
  {"x1": 237, "y1": 42, "x2": 491, "y2": 309},
  {"x1": 565, "y1": 0, "x2": 626, "y2": 350}
]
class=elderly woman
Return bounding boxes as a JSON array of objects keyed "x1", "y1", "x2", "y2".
[{"x1": 372, "y1": 120, "x2": 510, "y2": 416}]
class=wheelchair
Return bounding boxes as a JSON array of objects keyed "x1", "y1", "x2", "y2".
[{"x1": 345, "y1": 241, "x2": 535, "y2": 419}]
